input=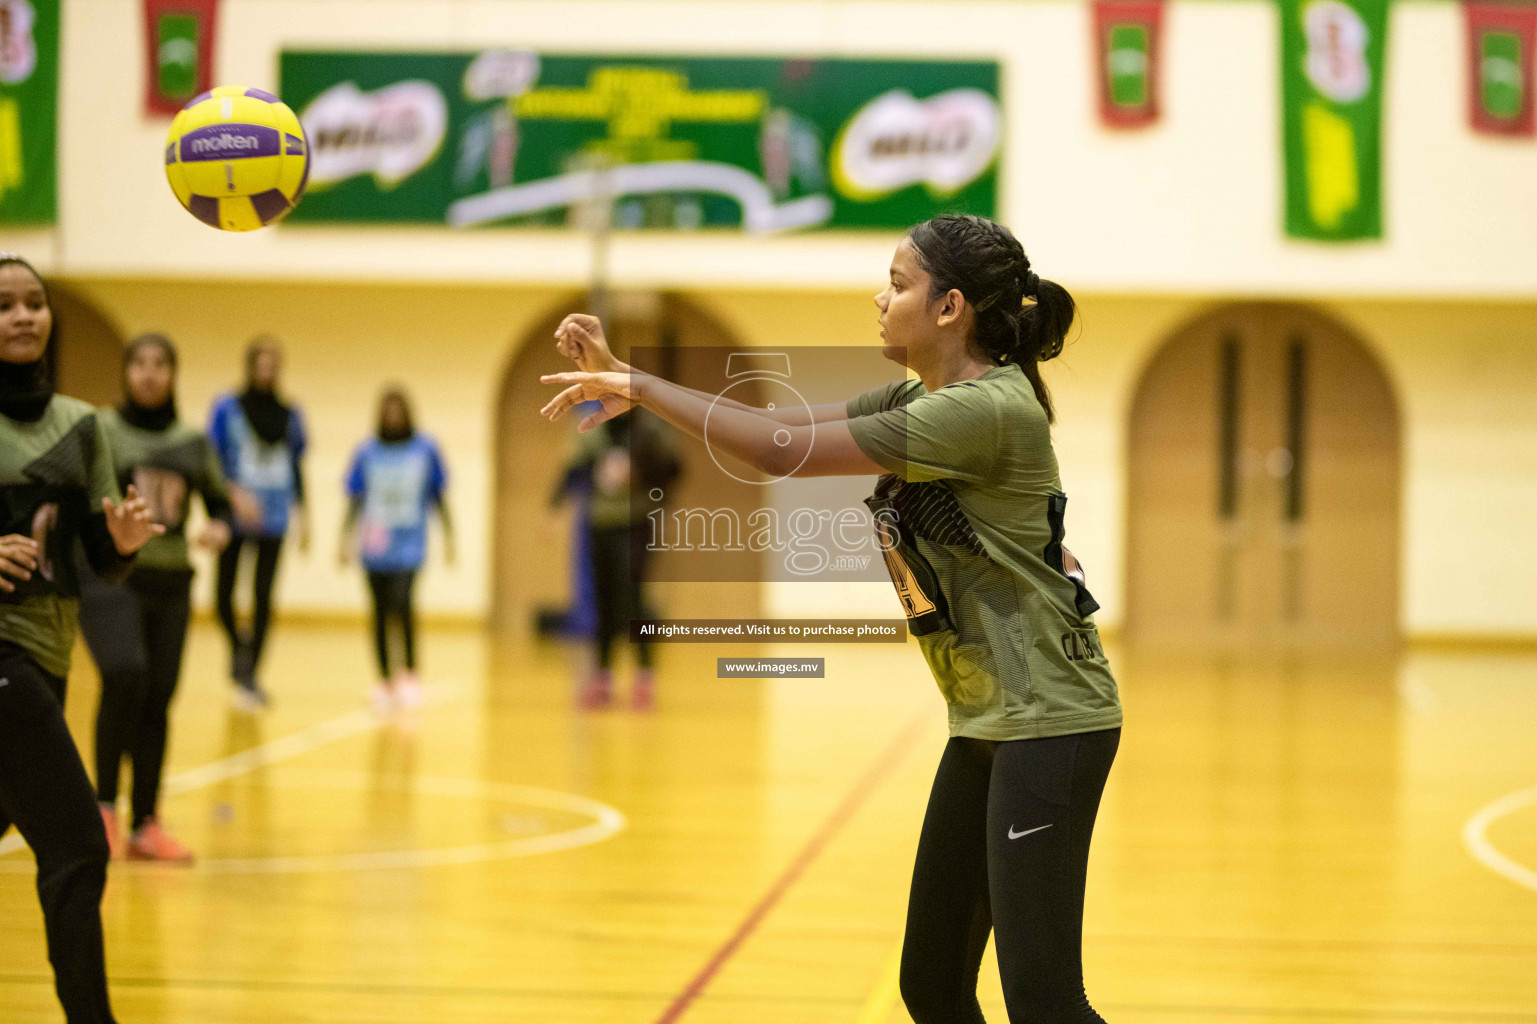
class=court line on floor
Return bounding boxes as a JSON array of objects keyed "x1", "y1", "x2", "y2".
[
  {"x1": 653, "y1": 709, "x2": 932, "y2": 1024},
  {"x1": 0, "y1": 689, "x2": 460, "y2": 860},
  {"x1": 1463, "y1": 785, "x2": 1537, "y2": 893},
  {"x1": 192, "y1": 772, "x2": 624, "y2": 874}
]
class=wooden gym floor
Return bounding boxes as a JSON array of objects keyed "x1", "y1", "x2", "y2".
[{"x1": 1, "y1": 623, "x2": 1535, "y2": 1023}]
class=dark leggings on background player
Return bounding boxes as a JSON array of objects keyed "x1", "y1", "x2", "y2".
[
  {"x1": 0, "y1": 641, "x2": 116, "y2": 1024},
  {"x1": 216, "y1": 534, "x2": 282, "y2": 689},
  {"x1": 901, "y1": 729, "x2": 1120, "y2": 1024},
  {"x1": 589, "y1": 521, "x2": 654, "y2": 672},
  {"x1": 80, "y1": 569, "x2": 191, "y2": 830},
  {"x1": 367, "y1": 570, "x2": 417, "y2": 678}
]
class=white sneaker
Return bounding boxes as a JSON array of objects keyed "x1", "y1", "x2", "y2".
[
  {"x1": 371, "y1": 683, "x2": 396, "y2": 718},
  {"x1": 395, "y1": 671, "x2": 423, "y2": 710},
  {"x1": 230, "y1": 686, "x2": 265, "y2": 715}
]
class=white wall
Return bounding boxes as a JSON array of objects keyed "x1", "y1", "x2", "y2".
[{"x1": 11, "y1": 0, "x2": 1533, "y2": 298}]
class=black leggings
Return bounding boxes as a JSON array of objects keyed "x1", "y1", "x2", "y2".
[
  {"x1": 216, "y1": 534, "x2": 283, "y2": 684},
  {"x1": 0, "y1": 641, "x2": 117, "y2": 1024},
  {"x1": 366, "y1": 570, "x2": 417, "y2": 678},
  {"x1": 79, "y1": 571, "x2": 192, "y2": 830},
  {"x1": 589, "y1": 522, "x2": 653, "y2": 671},
  {"x1": 901, "y1": 728, "x2": 1120, "y2": 1024}
]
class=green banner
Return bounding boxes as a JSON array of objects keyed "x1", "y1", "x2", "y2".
[
  {"x1": 278, "y1": 50, "x2": 1000, "y2": 231},
  {"x1": 0, "y1": 0, "x2": 59, "y2": 224},
  {"x1": 1278, "y1": 0, "x2": 1389, "y2": 241}
]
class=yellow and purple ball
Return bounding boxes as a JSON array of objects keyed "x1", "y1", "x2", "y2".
[{"x1": 164, "y1": 86, "x2": 309, "y2": 232}]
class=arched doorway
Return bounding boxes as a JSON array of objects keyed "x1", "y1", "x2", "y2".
[
  {"x1": 49, "y1": 284, "x2": 125, "y2": 408},
  {"x1": 491, "y1": 292, "x2": 765, "y2": 635},
  {"x1": 1126, "y1": 302, "x2": 1400, "y2": 652}
]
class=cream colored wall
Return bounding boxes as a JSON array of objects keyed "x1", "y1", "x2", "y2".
[
  {"x1": 63, "y1": 279, "x2": 1531, "y2": 637},
  {"x1": 10, "y1": 0, "x2": 1533, "y2": 298}
]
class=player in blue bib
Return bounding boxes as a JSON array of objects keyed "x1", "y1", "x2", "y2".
[
  {"x1": 340, "y1": 387, "x2": 453, "y2": 715},
  {"x1": 207, "y1": 338, "x2": 309, "y2": 711}
]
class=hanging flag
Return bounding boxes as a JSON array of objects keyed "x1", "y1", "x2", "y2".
[
  {"x1": 1093, "y1": 0, "x2": 1166, "y2": 128},
  {"x1": 1278, "y1": 0, "x2": 1390, "y2": 241},
  {"x1": 1463, "y1": 1, "x2": 1536, "y2": 137},
  {"x1": 0, "y1": 0, "x2": 58, "y2": 224},
  {"x1": 142, "y1": 0, "x2": 218, "y2": 116}
]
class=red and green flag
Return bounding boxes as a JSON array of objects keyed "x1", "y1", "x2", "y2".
[
  {"x1": 1278, "y1": 0, "x2": 1390, "y2": 241},
  {"x1": 1463, "y1": 1, "x2": 1536, "y2": 136},
  {"x1": 142, "y1": 0, "x2": 218, "y2": 116},
  {"x1": 1093, "y1": 0, "x2": 1166, "y2": 128}
]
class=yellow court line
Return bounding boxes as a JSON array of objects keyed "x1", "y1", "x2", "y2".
[{"x1": 854, "y1": 938, "x2": 905, "y2": 1024}]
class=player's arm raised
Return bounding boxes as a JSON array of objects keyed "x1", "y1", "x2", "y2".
[
  {"x1": 554, "y1": 315, "x2": 848, "y2": 426},
  {"x1": 540, "y1": 369, "x2": 881, "y2": 479}
]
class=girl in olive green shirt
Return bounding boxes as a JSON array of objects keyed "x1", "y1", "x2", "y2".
[
  {"x1": 0, "y1": 254, "x2": 160, "y2": 1024},
  {"x1": 541, "y1": 215, "x2": 1120, "y2": 1023}
]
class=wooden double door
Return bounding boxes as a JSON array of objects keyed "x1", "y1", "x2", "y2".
[{"x1": 1127, "y1": 303, "x2": 1400, "y2": 652}]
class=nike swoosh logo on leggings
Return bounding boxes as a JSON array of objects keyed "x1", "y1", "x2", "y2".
[{"x1": 1007, "y1": 824, "x2": 1052, "y2": 840}]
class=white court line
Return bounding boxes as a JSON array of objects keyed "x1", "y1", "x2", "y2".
[
  {"x1": 191, "y1": 772, "x2": 625, "y2": 874},
  {"x1": 0, "y1": 688, "x2": 459, "y2": 859},
  {"x1": 1463, "y1": 786, "x2": 1537, "y2": 892}
]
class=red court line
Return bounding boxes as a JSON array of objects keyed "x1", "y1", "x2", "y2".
[{"x1": 653, "y1": 710, "x2": 932, "y2": 1024}]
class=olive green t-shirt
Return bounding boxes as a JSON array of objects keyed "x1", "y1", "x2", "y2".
[
  {"x1": 0, "y1": 396, "x2": 123, "y2": 677},
  {"x1": 846, "y1": 364, "x2": 1121, "y2": 742},
  {"x1": 98, "y1": 408, "x2": 230, "y2": 573}
]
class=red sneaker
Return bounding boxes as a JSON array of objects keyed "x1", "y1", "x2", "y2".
[
  {"x1": 127, "y1": 819, "x2": 194, "y2": 864},
  {"x1": 99, "y1": 804, "x2": 124, "y2": 861},
  {"x1": 577, "y1": 670, "x2": 613, "y2": 710},
  {"x1": 631, "y1": 669, "x2": 656, "y2": 711}
]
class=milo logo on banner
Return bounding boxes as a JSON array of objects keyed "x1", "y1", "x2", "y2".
[
  {"x1": 0, "y1": 0, "x2": 37, "y2": 84},
  {"x1": 1303, "y1": 1, "x2": 1372, "y2": 103},
  {"x1": 300, "y1": 80, "x2": 448, "y2": 189},
  {"x1": 832, "y1": 88, "x2": 999, "y2": 200}
]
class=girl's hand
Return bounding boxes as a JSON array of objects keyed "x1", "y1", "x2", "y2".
[
  {"x1": 104, "y1": 485, "x2": 166, "y2": 556},
  {"x1": 0, "y1": 534, "x2": 38, "y2": 593},
  {"x1": 228, "y1": 486, "x2": 264, "y2": 532},
  {"x1": 555, "y1": 315, "x2": 627, "y2": 374},
  {"x1": 539, "y1": 371, "x2": 637, "y2": 432},
  {"x1": 197, "y1": 519, "x2": 232, "y2": 552}
]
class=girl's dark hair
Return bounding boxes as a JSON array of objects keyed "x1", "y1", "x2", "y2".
[
  {"x1": 124, "y1": 332, "x2": 178, "y2": 372},
  {"x1": 906, "y1": 214, "x2": 1075, "y2": 423},
  {"x1": 0, "y1": 252, "x2": 50, "y2": 308},
  {"x1": 244, "y1": 334, "x2": 281, "y2": 383},
  {"x1": 377, "y1": 385, "x2": 414, "y2": 441}
]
